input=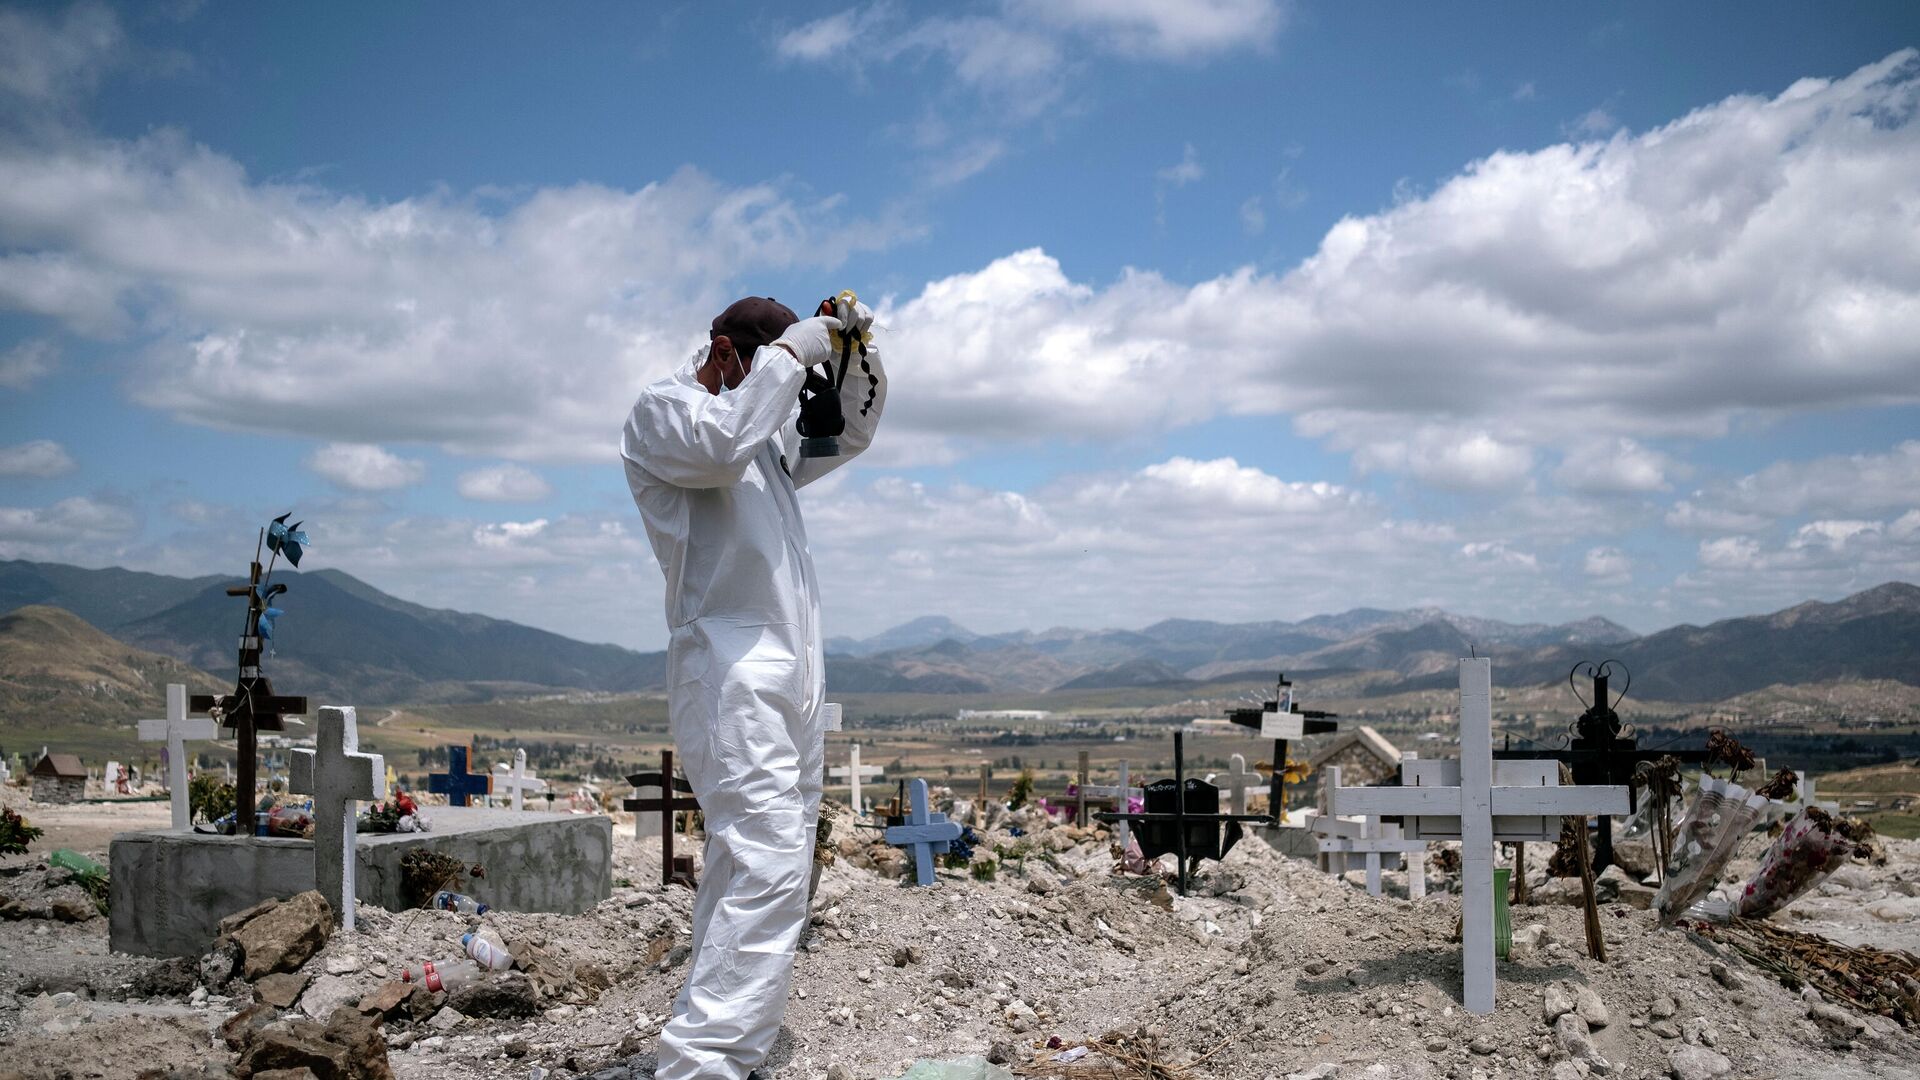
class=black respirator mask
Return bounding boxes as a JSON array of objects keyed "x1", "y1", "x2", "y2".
[{"x1": 796, "y1": 291, "x2": 878, "y2": 458}]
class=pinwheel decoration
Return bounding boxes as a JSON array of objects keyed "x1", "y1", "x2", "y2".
[
  {"x1": 257, "y1": 606, "x2": 284, "y2": 640},
  {"x1": 267, "y1": 513, "x2": 308, "y2": 567}
]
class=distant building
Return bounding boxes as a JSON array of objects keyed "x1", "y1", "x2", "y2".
[
  {"x1": 957, "y1": 709, "x2": 1052, "y2": 722},
  {"x1": 1308, "y1": 726, "x2": 1403, "y2": 788},
  {"x1": 31, "y1": 753, "x2": 86, "y2": 804}
]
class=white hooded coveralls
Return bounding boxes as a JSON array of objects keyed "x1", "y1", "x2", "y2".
[{"x1": 621, "y1": 342, "x2": 885, "y2": 1079}]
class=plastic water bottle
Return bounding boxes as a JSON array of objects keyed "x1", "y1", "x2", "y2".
[
  {"x1": 399, "y1": 958, "x2": 482, "y2": 993},
  {"x1": 462, "y1": 930, "x2": 513, "y2": 971},
  {"x1": 429, "y1": 891, "x2": 489, "y2": 915}
]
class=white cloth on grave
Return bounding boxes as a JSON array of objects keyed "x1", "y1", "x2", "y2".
[{"x1": 621, "y1": 339, "x2": 886, "y2": 1080}]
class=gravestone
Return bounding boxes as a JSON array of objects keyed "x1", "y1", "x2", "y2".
[
  {"x1": 830, "y1": 743, "x2": 884, "y2": 813},
  {"x1": 1327, "y1": 659, "x2": 1629, "y2": 1013},
  {"x1": 1225, "y1": 672, "x2": 1339, "y2": 824},
  {"x1": 139, "y1": 684, "x2": 219, "y2": 830},
  {"x1": 493, "y1": 749, "x2": 547, "y2": 811},
  {"x1": 428, "y1": 745, "x2": 491, "y2": 807},
  {"x1": 884, "y1": 778, "x2": 962, "y2": 886},
  {"x1": 289, "y1": 706, "x2": 384, "y2": 930}
]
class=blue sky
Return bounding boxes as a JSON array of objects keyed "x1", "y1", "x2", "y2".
[{"x1": 2, "y1": 1, "x2": 1919, "y2": 650}]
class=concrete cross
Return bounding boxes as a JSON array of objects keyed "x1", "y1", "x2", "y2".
[
  {"x1": 884, "y1": 778, "x2": 962, "y2": 886},
  {"x1": 829, "y1": 743, "x2": 884, "y2": 813},
  {"x1": 427, "y1": 744, "x2": 491, "y2": 807},
  {"x1": 492, "y1": 749, "x2": 547, "y2": 811},
  {"x1": 1215, "y1": 753, "x2": 1265, "y2": 816},
  {"x1": 1328, "y1": 659, "x2": 1629, "y2": 1014},
  {"x1": 138, "y1": 683, "x2": 219, "y2": 830},
  {"x1": 1080, "y1": 761, "x2": 1143, "y2": 851},
  {"x1": 290, "y1": 706, "x2": 385, "y2": 930},
  {"x1": 1312, "y1": 798, "x2": 1427, "y2": 899}
]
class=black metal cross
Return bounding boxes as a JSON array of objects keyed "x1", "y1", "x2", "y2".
[
  {"x1": 1095, "y1": 730, "x2": 1276, "y2": 896},
  {"x1": 1225, "y1": 672, "x2": 1338, "y2": 823},
  {"x1": 189, "y1": 558, "x2": 306, "y2": 832},
  {"x1": 625, "y1": 750, "x2": 701, "y2": 888},
  {"x1": 1491, "y1": 661, "x2": 1708, "y2": 871}
]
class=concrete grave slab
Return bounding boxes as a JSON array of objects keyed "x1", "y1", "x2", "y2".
[{"x1": 109, "y1": 806, "x2": 612, "y2": 958}]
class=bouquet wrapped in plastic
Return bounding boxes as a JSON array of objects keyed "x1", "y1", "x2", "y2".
[
  {"x1": 1727, "y1": 807, "x2": 1876, "y2": 920},
  {"x1": 1653, "y1": 776, "x2": 1772, "y2": 925}
]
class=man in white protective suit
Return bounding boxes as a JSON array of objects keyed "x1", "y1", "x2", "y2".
[{"x1": 621, "y1": 295, "x2": 884, "y2": 1079}]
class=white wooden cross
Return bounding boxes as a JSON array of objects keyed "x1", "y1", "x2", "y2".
[
  {"x1": 829, "y1": 743, "x2": 884, "y2": 813},
  {"x1": 290, "y1": 706, "x2": 386, "y2": 931},
  {"x1": 492, "y1": 749, "x2": 547, "y2": 811},
  {"x1": 1795, "y1": 771, "x2": 1839, "y2": 812},
  {"x1": 1215, "y1": 753, "x2": 1266, "y2": 816},
  {"x1": 1327, "y1": 659, "x2": 1629, "y2": 1014},
  {"x1": 1080, "y1": 761, "x2": 1143, "y2": 850},
  {"x1": 1312, "y1": 790, "x2": 1428, "y2": 899},
  {"x1": 138, "y1": 684, "x2": 219, "y2": 830}
]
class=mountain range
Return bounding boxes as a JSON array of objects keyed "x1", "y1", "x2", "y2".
[{"x1": 2, "y1": 559, "x2": 1918, "y2": 705}]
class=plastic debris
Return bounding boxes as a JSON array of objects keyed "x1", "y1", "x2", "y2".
[
  {"x1": 892, "y1": 1056, "x2": 1016, "y2": 1080},
  {"x1": 431, "y1": 890, "x2": 490, "y2": 915},
  {"x1": 400, "y1": 958, "x2": 483, "y2": 992},
  {"x1": 48, "y1": 849, "x2": 103, "y2": 879},
  {"x1": 463, "y1": 928, "x2": 513, "y2": 970}
]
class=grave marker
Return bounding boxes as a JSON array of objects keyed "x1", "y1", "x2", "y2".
[
  {"x1": 1226, "y1": 672, "x2": 1338, "y2": 823},
  {"x1": 189, "y1": 535, "x2": 310, "y2": 822},
  {"x1": 1312, "y1": 784, "x2": 1427, "y2": 899},
  {"x1": 1075, "y1": 751, "x2": 1090, "y2": 827},
  {"x1": 492, "y1": 749, "x2": 547, "y2": 811},
  {"x1": 883, "y1": 778, "x2": 962, "y2": 886},
  {"x1": 1217, "y1": 754, "x2": 1265, "y2": 816},
  {"x1": 829, "y1": 743, "x2": 884, "y2": 813},
  {"x1": 1080, "y1": 761, "x2": 1143, "y2": 851},
  {"x1": 1097, "y1": 732, "x2": 1274, "y2": 895},
  {"x1": 427, "y1": 745, "x2": 491, "y2": 807},
  {"x1": 976, "y1": 763, "x2": 992, "y2": 826},
  {"x1": 1493, "y1": 660, "x2": 1708, "y2": 871},
  {"x1": 138, "y1": 684, "x2": 219, "y2": 830},
  {"x1": 625, "y1": 751, "x2": 700, "y2": 888},
  {"x1": 289, "y1": 706, "x2": 385, "y2": 930},
  {"x1": 1328, "y1": 659, "x2": 1629, "y2": 1014}
]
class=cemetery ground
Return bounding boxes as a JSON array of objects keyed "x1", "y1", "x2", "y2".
[{"x1": 4, "y1": 790, "x2": 1920, "y2": 1079}]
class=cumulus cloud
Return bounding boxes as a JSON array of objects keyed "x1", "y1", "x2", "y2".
[
  {"x1": 1687, "y1": 442, "x2": 1920, "y2": 522},
  {"x1": 0, "y1": 339, "x2": 58, "y2": 389},
  {"x1": 1555, "y1": 438, "x2": 1672, "y2": 494},
  {"x1": 306, "y1": 444, "x2": 426, "y2": 491},
  {"x1": 0, "y1": 439, "x2": 77, "y2": 477},
  {"x1": 0, "y1": 1, "x2": 122, "y2": 108},
  {"x1": 0, "y1": 495, "x2": 137, "y2": 558},
  {"x1": 1677, "y1": 507, "x2": 1920, "y2": 612},
  {"x1": 457, "y1": 464, "x2": 553, "y2": 503},
  {"x1": 870, "y1": 51, "x2": 1920, "y2": 482},
  {"x1": 1583, "y1": 546, "x2": 1630, "y2": 583},
  {"x1": 0, "y1": 126, "x2": 903, "y2": 458}
]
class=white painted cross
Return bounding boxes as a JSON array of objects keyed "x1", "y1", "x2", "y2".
[
  {"x1": 1795, "y1": 771, "x2": 1839, "y2": 812},
  {"x1": 1312, "y1": 796, "x2": 1428, "y2": 899},
  {"x1": 1080, "y1": 760, "x2": 1144, "y2": 850},
  {"x1": 290, "y1": 706, "x2": 386, "y2": 931},
  {"x1": 829, "y1": 743, "x2": 884, "y2": 813},
  {"x1": 1327, "y1": 659, "x2": 1628, "y2": 1014},
  {"x1": 138, "y1": 684, "x2": 219, "y2": 830},
  {"x1": 1215, "y1": 753, "x2": 1265, "y2": 816},
  {"x1": 492, "y1": 749, "x2": 547, "y2": 811}
]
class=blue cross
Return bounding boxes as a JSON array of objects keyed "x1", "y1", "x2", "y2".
[
  {"x1": 428, "y1": 744, "x2": 492, "y2": 807},
  {"x1": 884, "y1": 778, "x2": 962, "y2": 886}
]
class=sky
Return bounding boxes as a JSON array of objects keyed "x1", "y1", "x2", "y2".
[{"x1": 2, "y1": 1, "x2": 1919, "y2": 652}]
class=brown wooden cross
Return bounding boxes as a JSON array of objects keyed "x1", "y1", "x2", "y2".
[
  {"x1": 189, "y1": 559, "x2": 306, "y2": 830},
  {"x1": 625, "y1": 750, "x2": 701, "y2": 888}
]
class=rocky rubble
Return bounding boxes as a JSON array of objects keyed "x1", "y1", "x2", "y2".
[{"x1": 1, "y1": 800, "x2": 1917, "y2": 1079}]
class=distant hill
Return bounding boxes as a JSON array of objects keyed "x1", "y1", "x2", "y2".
[
  {"x1": 0, "y1": 560, "x2": 668, "y2": 705},
  {"x1": 1467, "y1": 582, "x2": 1920, "y2": 703},
  {"x1": 3, "y1": 560, "x2": 1914, "y2": 704},
  {"x1": 0, "y1": 605, "x2": 224, "y2": 727}
]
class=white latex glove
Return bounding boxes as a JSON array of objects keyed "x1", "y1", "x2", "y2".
[
  {"x1": 840, "y1": 298, "x2": 875, "y2": 337},
  {"x1": 772, "y1": 314, "x2": 844, "y2": 368}
]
